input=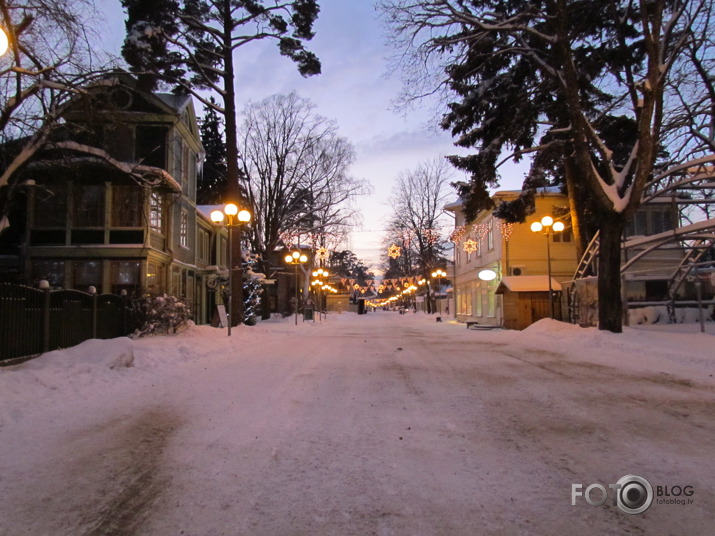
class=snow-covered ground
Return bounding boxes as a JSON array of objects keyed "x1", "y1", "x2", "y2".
[{"x1": 1, "y1": 312, "x2": 713, "y2": 535}]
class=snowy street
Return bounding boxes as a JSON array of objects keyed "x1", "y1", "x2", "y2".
[{"x1": 1, "y1": 312, "x2": 714, "y2": 535}]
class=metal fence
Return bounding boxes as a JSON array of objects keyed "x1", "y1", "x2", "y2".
[{"x1": 0, "y1": 283, "x2": 133, "y2": 363}]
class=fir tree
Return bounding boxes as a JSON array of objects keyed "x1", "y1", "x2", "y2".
[{"x1": 197, "y1": 100, "x2": 228, "y2": 204}]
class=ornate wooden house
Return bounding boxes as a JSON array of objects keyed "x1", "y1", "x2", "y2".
[{"x1": 8, "y1": 74, "x2": 221, "y2": 324}]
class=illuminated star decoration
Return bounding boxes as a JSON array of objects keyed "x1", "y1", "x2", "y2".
[
  {"x1": 315, "y1": 246, "x2": 330, "y2": 261},
  {"x1": 463, "y1": 239, "x2": 478, "y2": 254},
  {"x1": 388, "y1": 243, "x2": 402, "y2": 259}
]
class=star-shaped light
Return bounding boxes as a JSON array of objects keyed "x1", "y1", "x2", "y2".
[
  {"x1": 463, "y1": 239, "x2": 478, "y2": 254},
  {"x1": 388, "y1": 244, "x2": 402, "y2": 259},
  {"x1": 315, "y1": 246, "x2": 330, "y2": 261}
]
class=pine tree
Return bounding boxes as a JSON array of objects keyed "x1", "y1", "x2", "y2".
[{"x1": 197, "y1": 101, "x2": 228, "y2": 204}]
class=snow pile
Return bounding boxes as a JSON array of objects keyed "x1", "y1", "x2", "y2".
[{"x1": 479, "y1": 317, "x2": 715, "y2": 385}]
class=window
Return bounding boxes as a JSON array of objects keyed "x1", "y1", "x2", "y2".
[
  {"x1": 186, "y1": 271, "x2": 194, "y2": 304},
  {"x1": 651, "y1": 210, "x2": 674, "y2": 235},
  {"x1": 73, "y1": 260, "x2": 102, "y2": 293},
  {"x1": 188, "y1": 151, "x2": 197, "y2": 201},
  {"x1": 180, "y1": 209, "x2": 189, "y2": 248},
  {"x1": 32, "y1": 260, "x2": 65, "y2": 288},
  {"x1": 136, "y1": 126, "x2": 167, "y2": 168},
  {"x1": 171, "y1": 268, "x2": 181, "y2": 296},
  {"x1": 487, "y1": 219, "x2": 494, "y2": 250},
  {"x1": 625, "y1": 210, "x2": 648, "y2": 237},
  {"x1": 173, "y1": 135, "x2": 183, "y2": 186},
  {"x1": 73, "y1": 184, "x2": 105, "y2": 227},
  {"x1": 487, "y1": 284, "x2": 496, "y2": 317},
  {"x1": 150, "y1": 192, "x2": 163, "y2": 232},
  {"x1": 112, "y1": 186, "x2": 143, "y2": 227},
  {"x1": 110, "y1": 261, "x2": 141, "y2": 295},
  {"x1": 146, "y1": 262, "x2": 164, "y2": 293},
  {"x1": 198, "y1": 228, "x2": 210, "y2": 263},
  {"x1": 458, "y1": 284, "x2": 471, "y2": 315},
  {"x1": 181, "y1": 145, "x2": 190, "y2": 191},
  {"x1": 553, "y1": 227, "x2": 572, "y2": 243},
  {"x1": 474, "y1": 282, "x2": 482, "y2": 316},
  {"x1": 104, "y1": 124, "x2": 134, "y2": 161},
  {"x1": 218, "y1": 235, "x2": 228, "y2": 266},
  {"x1": 34, "y1": 183, "x2": 67, "y2": 227}
]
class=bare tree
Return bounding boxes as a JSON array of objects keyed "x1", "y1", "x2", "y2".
[
  {"x1": 385, "y1": 157, "x2": 452, "y2": 311},
  {"x1": 0, "y1": 0, "x2": 116, "y2": 228},
  {"x1": 659, "y1": 1, "x2": 715, "y2": 224},
  {"x1": 237, "y1": 92, "x2": 368, "y2": 315}
]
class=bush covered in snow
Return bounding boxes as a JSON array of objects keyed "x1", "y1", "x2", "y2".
[{"x1": 130, "y1": 294, "x2": 192, "y2": 337}]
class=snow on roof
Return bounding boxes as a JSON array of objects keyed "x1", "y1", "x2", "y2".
[{"x1": 496, "y1": 275, "x2": 562, "y2": 293}]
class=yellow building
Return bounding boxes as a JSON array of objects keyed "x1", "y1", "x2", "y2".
[{"x1": 445, "y1": 189, "x2": 579, "y2": 329}]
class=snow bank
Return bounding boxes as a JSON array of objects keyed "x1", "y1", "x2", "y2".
[{"x1": 473, "y1": 317, "x2": 715, "y2": 386}]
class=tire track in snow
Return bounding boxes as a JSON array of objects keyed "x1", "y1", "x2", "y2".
[{"x1": 76, "y1": 408, "x2": 182, "y2": 536}]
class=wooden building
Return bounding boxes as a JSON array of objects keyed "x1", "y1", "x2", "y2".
[{"x1": 3, "y1": 73, "x2": 225, "y2": 324}]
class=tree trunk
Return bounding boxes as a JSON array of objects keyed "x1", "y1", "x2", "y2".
[
  {"x1": 259, "y1": 255, "x2": 272, "y2": 321},
  {"x1": 563, "y1": 155, "x2": 586, "y2": 259},
  {"x1": 222, "y1": 3, "x2": 244, "y2": 326},
  {"x1": 597, "y1": 214, "x2": 625, "y2": 332}
]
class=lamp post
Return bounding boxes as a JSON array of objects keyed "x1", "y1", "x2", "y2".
[
  {"x1": 284, "y1": 250, "x2": 308, "y2": 325},
  {"x1": 530, "y1": 216, "x2": 565, "y2": 319},
  {"x1": 431, "y1": 268, "x2": 447, "y2": 321},
  {"x1": 311, "y1": 267, "x2": 329, "y2": 320},
  {"x1": 210, "y1": 203, "x2": 251, "y2": 336}
]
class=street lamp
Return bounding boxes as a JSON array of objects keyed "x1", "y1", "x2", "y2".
[
  {"x1": 210, "y1": 203, "x2": 251, "y2": 336},
  {"x1": 530, "y1": 216, "x2": 565, "y2": 319},
  {"x1": 431, "y1": 268, "x2": 447, "y2": 321},
  {"x1": 0, "y1": 27, "x2": 8, "y2": 56},
  {"x1": 284, "y1": 250, "x2": 308, "y2": 325},
  {"x1": 311, "y1": 267, "x2": 330, "y2": 320}
]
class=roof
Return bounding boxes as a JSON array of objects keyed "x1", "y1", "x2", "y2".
[
  {"x1": 444, "y1": 187, "x2": 567, "y2": 212},
  {"x1": 496, "y1": 275, "x2": 562, "y2": 293},
  {"x1": 156, "y1": 93, "x2": 193, "y2": 114}
]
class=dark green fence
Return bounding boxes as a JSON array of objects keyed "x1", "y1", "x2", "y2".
[{"x1": 0, "y1": 283, "x2": 133, "y2": 363}]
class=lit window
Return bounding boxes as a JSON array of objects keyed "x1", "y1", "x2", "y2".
[
  {"x1": 32, "y1": 260, "x2": 65, "y2": 288},
  {"x1": 110, "y1": 261, "x2": 140, "y2": 295},
  {"x1": 147, "y1": 262, "x2": 164, "y2": 293},
  {"x1": 73, "y1": 260, "x2": 102, "y2": 293},
  {"x1": 150, "y1": 192, "x2": 163, "y2": 232},
  {"x1": 180, "y1": 209, "x2": 188, "y2": 248}
]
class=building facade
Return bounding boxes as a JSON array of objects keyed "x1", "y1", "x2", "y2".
[
  {"x1": 446, "y1": 189, "x2": 579, "y2": 328},
  {"x1": 7, "y1": 74, "x2": 224, "y2": 324}
]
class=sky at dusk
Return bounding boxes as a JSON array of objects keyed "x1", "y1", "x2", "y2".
[{"x1": 95, "y1": 0, "x2": 526, "y2": 270}]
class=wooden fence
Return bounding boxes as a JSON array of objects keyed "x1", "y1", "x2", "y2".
[{"x1": 0, "y1": 283, "x2": 133, "y2": 363}]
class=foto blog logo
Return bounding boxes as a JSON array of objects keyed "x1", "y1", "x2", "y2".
[{"x1": 572, "y1": 474, "x2": 654, "y2": 515}]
